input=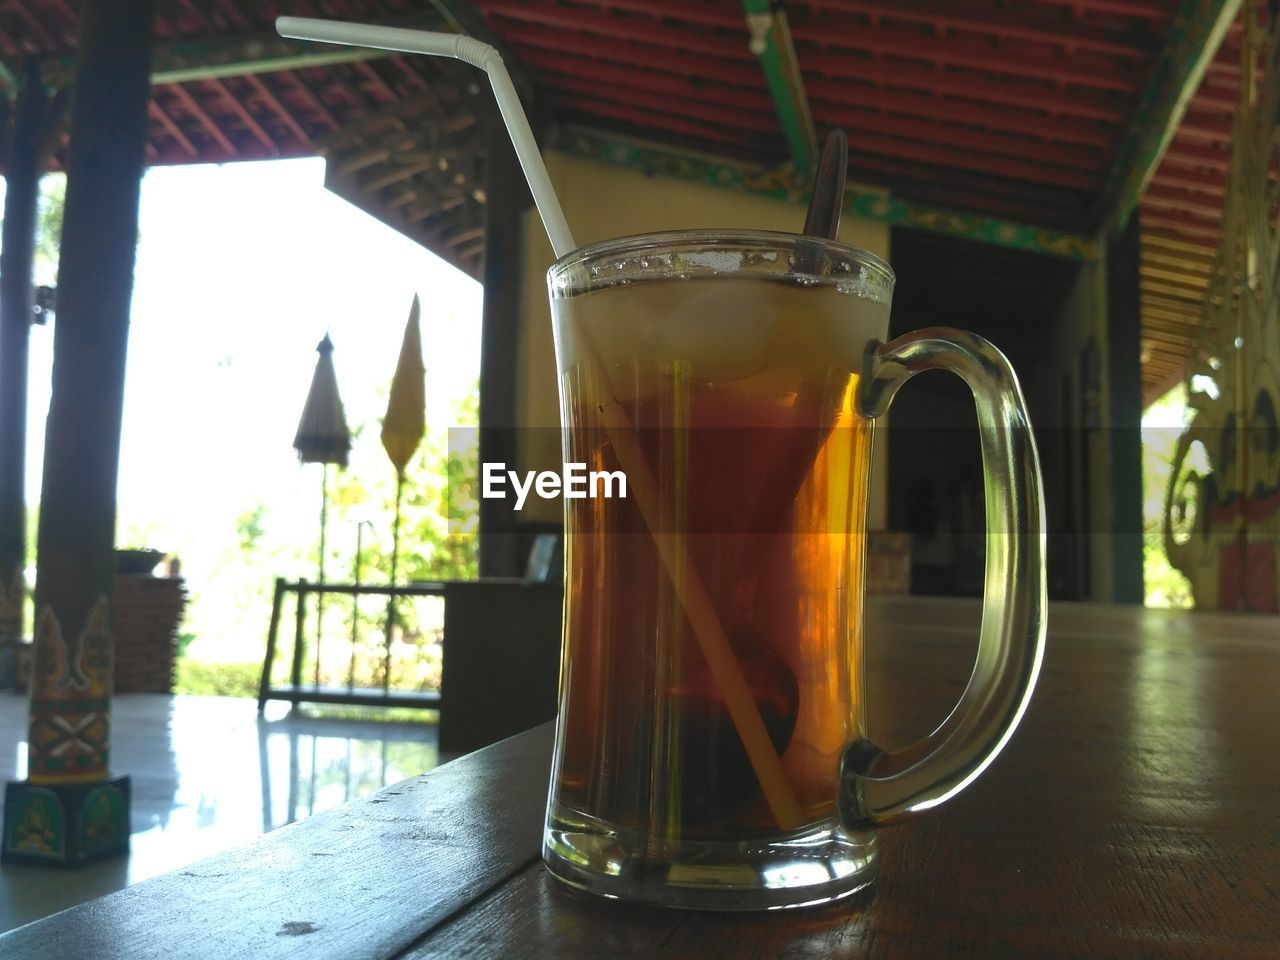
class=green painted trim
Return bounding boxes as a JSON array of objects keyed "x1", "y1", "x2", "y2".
[
  {"x1": 40, "y1": 36, "x2": 392, "y2": 89},
  {"x1": 1101, "y1": 0, "x2": 1242, "y2": 235},
  {"x1": 744, "y1": 1, "x2": 817, "y2": 174},
  {"x1": 557, "y1": 126, "x2": 1100, "y2": 261},
  {"x1": 152, "y1": 47, "x2": 389, "y2": 86}
]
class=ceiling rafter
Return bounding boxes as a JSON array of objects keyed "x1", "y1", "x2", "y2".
[
  {"x1": 806, "y1": 0, "x2": 1161, "y2": 58},
  {"x1": 206, "y1": 76, "x2": 275, "y2": 152},
  {"x1": 148, "y1": 99, "x2": 198, "y2": 158},
  {"x1": 244, "y1": 72, "x2": 313, "y2": 147},
  {"x1": 1098, "y1": 0, "x2": 1242, "y2": 233},
  {"x1": 166, "y1": 82, "x2": 236, "y2": 156}
]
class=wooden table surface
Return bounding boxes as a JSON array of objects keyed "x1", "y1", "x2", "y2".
[{"x1": 3, "y1": 598, "x2": 1277, "y2": 958}]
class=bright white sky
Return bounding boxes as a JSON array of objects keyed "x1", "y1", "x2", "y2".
[{"x1": 14, "y1": 158, "x2": 481, "y2": 625}]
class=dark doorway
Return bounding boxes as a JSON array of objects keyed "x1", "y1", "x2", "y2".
[{"x1": 886, "y1": 228, "x2": 1081, "y2": 598}]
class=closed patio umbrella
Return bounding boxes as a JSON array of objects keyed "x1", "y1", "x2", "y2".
[
  {"x1": 294, "y1": 332, "x2": 351, "y2": 686},
  {"x1": 379, "y1": 296, "x2": 425, "y2": 687}
]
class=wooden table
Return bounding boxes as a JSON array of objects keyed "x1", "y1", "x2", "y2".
[{"x1": 3, "y1": 598, "x2": 1276, "y2": 958}]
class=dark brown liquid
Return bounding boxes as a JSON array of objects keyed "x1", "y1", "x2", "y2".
[{"x1": 551, "y1": 278, "x2": 878, "y2": 843}]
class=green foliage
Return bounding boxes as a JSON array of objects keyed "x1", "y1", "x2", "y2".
[
  {"x1": 35, "y1": 175, "x2": 65, "y2": 277},
  {"x1": 1142, "y1": 388, "x2": 1194, "y2": 609},
  {"x1": 236, "y1": 503, "x2": 267, "y2": 553},
  {"x1": 328, "y1": 385, "x2": 479, "y2": 585},
  {"x1": 173, "y1": 659, "x2": 261, "y2": 697}
]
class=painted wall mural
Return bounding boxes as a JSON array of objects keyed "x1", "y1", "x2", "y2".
[{"x1": 1164, "y1": 3, "x2": 1280, "y2": 612}]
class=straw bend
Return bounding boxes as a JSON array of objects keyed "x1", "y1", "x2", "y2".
[{"x1": 273, "y1": 16, "x2": 576, "y2": 257}]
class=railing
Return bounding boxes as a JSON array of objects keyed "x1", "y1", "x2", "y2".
[
  {"x1": 258, "y1": 576, "x2": 565, "y2": 755},
  {"x1": 257, "y1": 578, "x2": 448, "y2": 712}
]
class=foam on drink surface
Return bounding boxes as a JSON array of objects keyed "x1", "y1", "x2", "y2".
[{"x1": 556, "y1": 271, "x2": 889, "y2": 395}]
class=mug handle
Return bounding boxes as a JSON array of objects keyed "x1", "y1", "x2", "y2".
[{"x1": 838, "y1": 327, "x2": 1047, "y2": 827}]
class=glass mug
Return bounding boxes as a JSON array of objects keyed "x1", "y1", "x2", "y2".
[{"x1": 542, "y1": 231, "x2": 1045, "y2": 910}]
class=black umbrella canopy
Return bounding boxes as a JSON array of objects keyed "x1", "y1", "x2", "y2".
[{"x1": 294, "y1": 333, "x2": 351, "y2": 467}]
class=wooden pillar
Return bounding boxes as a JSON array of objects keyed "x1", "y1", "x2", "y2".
[
  {"x1": 478, "y1": 116, "x2": 530, "y2": 578},
  {"x1": 0, "y1": 61, "x2": 49, "y2": 640},
  {"x1": 3, "y1": 0, "x2": 155, "y2": 868},
  {"x1": 1105, "y1": 214, "x2": 1145, "y2": 604}
]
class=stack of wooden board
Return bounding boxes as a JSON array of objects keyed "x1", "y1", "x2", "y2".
[
  {"x1": 866, "y1": 531, "x2": 911, "y2": 595},
  {"x1": 112, "y1": 575, "x2": 187, "y2": 693}
]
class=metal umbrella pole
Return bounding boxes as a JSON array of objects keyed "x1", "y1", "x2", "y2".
[{"x1": 350, "y1": 519, "x2": 373, "y2": 691}]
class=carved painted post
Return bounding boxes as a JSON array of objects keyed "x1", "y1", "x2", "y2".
[
  {"x1": 1164, "y1": 3, "x2": 1280, "y2": 612},
  {"x1": 2, "y1": 0, "x2": 155, "y2": 866}
]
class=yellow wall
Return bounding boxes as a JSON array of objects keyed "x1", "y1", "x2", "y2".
[{"x1": 513, "y1": 149, "x2": 892, "y2": 525}]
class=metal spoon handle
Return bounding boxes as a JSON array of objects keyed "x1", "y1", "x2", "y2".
[{"x1": 802, "y1": 128, "x2": 848, "y2": 241}]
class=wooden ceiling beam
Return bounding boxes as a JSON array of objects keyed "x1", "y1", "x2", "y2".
[
  {"x1": 457, "y1": 240, "x2": 486, "y2": 261},
  {"x1": 560, "y1": 99, "x2": 747, "y2": 148},
  {"x1": 353, "y1": 59, "x2": 398, "y2": 104},
  {"x1": 1143, "y1": 231, "x2": 1220, "y2": 255},
  {"x1": 826, "y1": 124, "x2": 1099, "y2": 190},
  {"x1": 148, "y1": 100, "x2": 197, "y2": 158},
  {"x1": 244, "y1": 72, "x2": 312, "y2": 147},
  {"x1": 1160, "y1": 141, "x2": 1232, "y2": 171},
  {"x1": 520, "y1": 47, "x2": 773, "y2": 115},
  {"x1": 504, "y1": 22, "x2": 775, "y2": 90},
  {"x1": 1141, "y1": 328, "x2": 1194, "y2": 345},
  {"x1": 1145, "y1": 292, "x2": 1211, "y2": 314},
  {"x1": 571, "y1": 0, "x2": 742, "y2": 28},
  {"x1": 1142, "y1": 185, "x2": 1226, "y2": 220},
  {"x1": 792, "y1": 18, "x2": 1137, "y2": 91},
  {"x1": 166, "y1": 83, "x2": 235, "y2": 155},
  {"x1": 1144, "y1": 228, "x2": 1219, "y2": 251},
  {"x1": 805, "y1": 77, "x2": 1116, "y2": 149},
  {"x1": 1141, "y1": 292, "x2": 1210, "y2": 319},
  {"x1": 1138, "y1": 210, "x2": 1223, "y2": 240},
  {"x1": 206, "y1": 76, "x2": 274, "y2": 152},
  {"x1": 1032, "y1": 0, "x2": 1177, "y2": 20},
  {"x1": 275, "y1": 71, "x2": 341, "y2": 133},
  {"x1": 1147, "y1": 167, "x2": 1226, "y2": 195},
  {"x1": 1140, "y1": 264, "x2": 1209, "y2": 289},
  {"x1": 1143, "y1": 316, "x2": 1205, "y2": 337},
  {"x1": 361, "y1": 159, "x2": 435, "y2": 192},
  {"x1": 405, "y1": 196, "x2": 459, "y2": 223},
  {"x1": 1176, "y1": 110, "x2": 1234, "y2": 141},
  {"x1": 818, "y1": 102, "x2": 1106, "y2": 171},
  {"x1": 540, "y1": 74, "x2": 779, "y2": 135},
  {"x1": 800, "y1": 48, "x2": 1126, "y2": 121},
  {"x1": 386, "y1": 189, "x2": 417, "y2": 210},
  {"x1": 1142, "y1": 248, "x2": 1214, "y2": 274},
  {"x1": 335, "y1": 148, "x2": 390, "y2": 176},
  {"x1": 819, "y1": 146, "x2": 1089, "y2": 208},
  {"x1": 487, "y1": 2, "x2": 749, "y2": 62},
  {"x1": 806, "y1": 0, "x2": 1159, "y2": 57},
  {"x1": 1097, "y1": 0, "x2": 1241, "y2": 234},
  {"x1": 1144, "y1": 278, "x2": 1209, "y2": 302}
]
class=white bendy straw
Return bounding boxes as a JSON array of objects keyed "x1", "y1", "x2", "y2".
[{"x1": 275, "y1": 17, "x2": 576, "y2": 258}]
